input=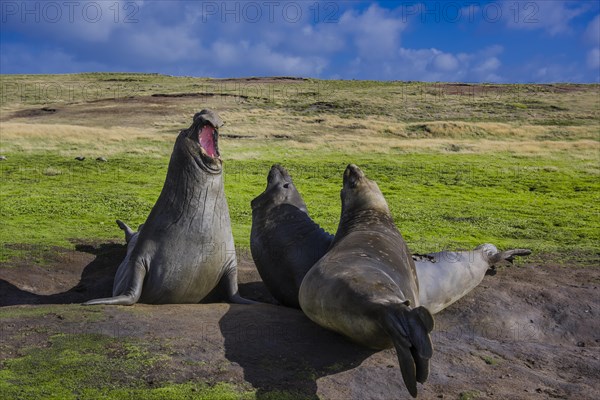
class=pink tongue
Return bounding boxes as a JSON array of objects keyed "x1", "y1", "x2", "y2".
[{"x1": 199, "y1": 125, "x2": 217, "y2": 157}]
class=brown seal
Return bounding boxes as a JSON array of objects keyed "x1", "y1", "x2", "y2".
[{"x1": 299, "y1": 164, "x2": 433, "y2": 398}]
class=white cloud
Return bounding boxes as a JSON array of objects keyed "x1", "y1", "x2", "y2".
[
  {"x1": 432, "y1": 53, "x2": 459, "y2": 72},
  {"x1": 211, "y1": 41, "x2": 327, "y2": 77},
  {"x1": 1, "y1": 1, "x2": 598, "y2": 82},
  {"x1": 1, "y1": 0, "x2": 144, "y2": 43},
  {"x1": 503, "y1": 0, "x2": 588, "y2": 36},
  {"x1": 339, "y1": 4, "x2": 407, "y2": 59},
  {"x1": 474, "y1": 57, "x2": 501, "y2": 74},
  {"x1": 128, "y1": 25, "x2": 201, "y2": 63},
  {"x1": 388, "y1": 46, "x2": 504, "y2": 82}
]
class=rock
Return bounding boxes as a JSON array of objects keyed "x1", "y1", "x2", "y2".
[
  {"x1": 75, "y1": 156, "x2": 85, "y2": 161},
  {"x1": 0, "y1": 156, "x2": 6, "y2": 161},
  {"x1": 96, "y1": 157, "x2": 108, "y2": 162}
]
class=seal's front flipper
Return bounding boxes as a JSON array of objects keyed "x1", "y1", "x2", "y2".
[
  {"x1": 82, "y1": 262, "x2": 146, "y2": 306},
  {"x1": 229, "y1": 293, "x2": 256, "y2": 305},
  {"x1": 383, "y1": 304, "x2": 434, "y2": 398},
  {"x1": 116, "y1": 219, "x2": 135, "y2": 243},
  {"x1": 489, "y1": 249, "x2": 532, "y2": 265},
  {"x1": 83, "y1": 294, "x2": 137, "y2": 306},
  {"x1": 219, "y1": 266, "x2": 257, "y2": 305}
]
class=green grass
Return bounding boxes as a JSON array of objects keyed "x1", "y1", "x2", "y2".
[
  {"x1": 480, "y1": 355, "x2": 499, "y2": 366},
  {"x1": 0, "y1": 331, "x2": 309, "y2": 400},
  {"x1": 1, "y1": 150, "x2": 598, "y2": 264},
  {"x1": 459, "y1": 390, "x2": 481, "y2": 400},
  {"x1": 1, "y1": 73, "x2": 598, "y2": 265},
  {"x1": 0, "y1": 305, "x2": 105, "y2": 321}
]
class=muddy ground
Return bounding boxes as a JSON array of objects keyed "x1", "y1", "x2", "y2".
[{"x1": 0, "y1": 243, "x2": 598, "y2": 399}]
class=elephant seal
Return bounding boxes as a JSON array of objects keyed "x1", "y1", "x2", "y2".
[
  {"x1": 84, "y1": 110, "x2": 252, "y2": 305},
  {"x1": 250, "y1": 164, "x2": 333, "y2": 308},
  {"x1": 252, "y1": 166, "x2": 531, "y2": 315},
  {"x1": 299, "y1": 164, "x2": 434, "y2": 398},
  {"x1": 413, "y1": 245, "x2": 531, "y2": 314}
]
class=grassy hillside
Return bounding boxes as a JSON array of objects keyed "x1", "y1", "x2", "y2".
[{"x1": 1, "y1": 74, "x2": 599, "y2": 264}]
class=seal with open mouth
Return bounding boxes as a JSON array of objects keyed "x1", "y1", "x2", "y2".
[
  {"x1": 299, "y1": 164, "x2": 434, "y2": 398},
  {"x1": 84, "y1": 110, "x2": 252, "y2": 305}
]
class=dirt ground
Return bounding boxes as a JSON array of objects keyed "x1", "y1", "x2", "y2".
[{"x1": 0, "y1": 243, "x2": 598, "y2": 399}]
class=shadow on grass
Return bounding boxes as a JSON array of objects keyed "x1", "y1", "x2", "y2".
[{"x1": 0, "y1": 242, "x2": 122, "y2": 306}]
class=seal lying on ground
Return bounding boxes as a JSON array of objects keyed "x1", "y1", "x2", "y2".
[
  {"x1": 413, "y1": 245, "x2": 531, "y2": 314},
  {"x1": 299, "y1": 164, "x2": 434, "y2": 398},
  {"x1": 84, "y1": 110, "x2": 252, "y2": 305},
  {"x1": 250, "y1": 164, "x2": 333, "y2": 308},
  {"x1": 251, "y1": 165, "x2": 531, "y2": 314}
]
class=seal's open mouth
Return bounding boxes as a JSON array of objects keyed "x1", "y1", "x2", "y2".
[{"x1": 199, "y1": 124, "x2": 220, "y2": 159}]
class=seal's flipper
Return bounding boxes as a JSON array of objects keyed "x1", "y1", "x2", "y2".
[
  {"x1": 83, "y1": 294, "x2": 137, "y2": 306},
  {"x1": 116, "y1": 219, "x2": 135, "y2": 243},
  {"x1": 82, "y1": 262, "x2": 146, "y2": 306},
  {"x1": 411, "y1": 346, "x2": 430, "y2": 384},
  {"x1": 489, "y1": 249, "x2": 532, "y2": 265},
  {"x1": 218, "y1": 266, "x2": 257, "y2": 305},
  {"x1": 382, "y1": 305, "x2": 434, "y2": 398},
  {"x1": 394, "y1": 340, "x2": 418, "y2": 398}
]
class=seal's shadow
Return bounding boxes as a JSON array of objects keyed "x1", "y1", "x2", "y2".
[
  {"x1": 0, "y1": 243, "x2": 122, "y2": 306},
  {"x1": 219, "y1": 302, "x2": 375, "y2": 399}
]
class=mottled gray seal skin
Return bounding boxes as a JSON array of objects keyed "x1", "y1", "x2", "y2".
[
  {"x1": 250, "y1": 164, "x2": 333, "y2": 308},
  {"x1": 414, "y1": 245, "x2": 531, "y2": 314},
  {"x1": 299, "y1": 164, "x2": 434, "y2": 398},
  {"x1": 84, "y1": 110, "x2": 252, "y2": 306}
]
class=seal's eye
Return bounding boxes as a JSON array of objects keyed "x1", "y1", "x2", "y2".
[{"x1": 283, "y1": 183, "x2": 290, "y2": 189}]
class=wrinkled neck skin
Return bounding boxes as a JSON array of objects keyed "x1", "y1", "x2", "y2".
[
  {"x1": 156, "y1": 134, "x2": 223, "y2": 219},
  {"x1": 334, "y1": 208, "x2": 397, "y2": 244}
]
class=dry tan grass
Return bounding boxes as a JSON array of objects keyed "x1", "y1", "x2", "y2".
[
  {"x1": 0, "y1": 122, "x2": 173, "y2": 155},
  {"x1": 1, "y1": 118, "x2": 598, "y2": 158}
]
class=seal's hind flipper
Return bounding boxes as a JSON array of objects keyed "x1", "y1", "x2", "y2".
[
  {"x1": 411, "y1": 346, "x2": 430, "y2": 384},
  {"x1": 82, "y1": 261, "x2": 146, "y2": 306},
  {"x1": 394, "y1": 340, "x2": 418, "y2": 397},
  {"x1": 116, "y1": 219, "x2": 135, "y2": 243},
  {"x1": 382, "y1": 304, "x2": 434, "y2": 398},
  {"x1": 489, "y1": 249, "x2": 532, "y2": 265}
]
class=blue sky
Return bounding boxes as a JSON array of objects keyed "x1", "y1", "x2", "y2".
[{"x1": 1, "y1": 0, "x2": 599, "y2": 82}]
